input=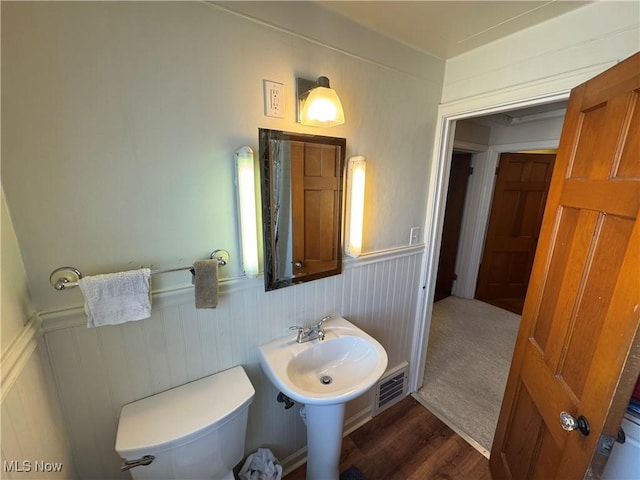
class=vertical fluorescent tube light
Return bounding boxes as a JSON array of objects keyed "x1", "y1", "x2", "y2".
[
  {"x1": 346, "y1": 156, "x2": 366, "y2": 257},
  {"x1": 235, "y1": 146, "x2": 259, "y2": 277}
]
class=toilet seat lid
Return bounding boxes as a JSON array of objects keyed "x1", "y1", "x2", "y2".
[{"x1": 115, "y1": 366, "x2": 254, "y2": 455}]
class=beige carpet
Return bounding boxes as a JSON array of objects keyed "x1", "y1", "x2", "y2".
[{"x1": 416, "y1": 296, "x2": 520, "y2": 455}]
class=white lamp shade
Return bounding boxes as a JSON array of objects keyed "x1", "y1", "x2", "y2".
[{"x1": 300, "y1": 86, "x2": 345, "y2": 127}]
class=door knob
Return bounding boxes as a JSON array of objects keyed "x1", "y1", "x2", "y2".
[
  {"x1": 294, "y1": 261, "x2": 303, "y2": 268},
  {"x1": 560, "y1": 411, "x2": 590, "y2": 436}
]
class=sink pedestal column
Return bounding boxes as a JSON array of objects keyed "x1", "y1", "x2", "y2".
[{"x1": 305, "y1": 403, "x2": 345, "y2": 480}]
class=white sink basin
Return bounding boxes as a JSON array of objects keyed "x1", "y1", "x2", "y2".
[{"x1": 258, "y1": 317, "x2": 388, "y2": 406}]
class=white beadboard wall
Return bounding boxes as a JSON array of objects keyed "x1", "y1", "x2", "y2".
[
  {"x1": 41, "y1": 247, "x2": 423, "y2": 479},
  {"x1": 1, "y1": 331, "x2": 77, "y2": 480}
]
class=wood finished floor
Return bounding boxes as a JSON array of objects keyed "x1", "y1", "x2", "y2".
[{"x1": 285, "y1": 396, "x2": 492, "y2": 480}]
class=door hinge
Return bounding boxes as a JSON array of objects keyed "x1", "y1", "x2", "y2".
[
  {"x1": 469, "y1": 167, "x2": 474, "y2": 175},
  {"x1": 596, "y1": 434, "x2": 615, "y2": 457},
  {"x1": 453, "y1": 273, "x2": 458, "y2": 280},
  {"x1": 596, "y1": 427, "x2": 627, "y2": 456},
  {"x1": 495, "y1": 166, "x2": 500, "y2": 175}
]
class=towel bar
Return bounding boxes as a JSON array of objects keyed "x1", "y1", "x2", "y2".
[{"x1": 50, "y1": 249, "x2": 230, "y2": 291}]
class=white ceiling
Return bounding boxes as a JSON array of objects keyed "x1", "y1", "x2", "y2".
[
  {"x1": 316, "y1": 1, "x2": 591, "y2": 59},
  {"x1": 470, "y1": 100, "x2": 568, "y2": 126}
]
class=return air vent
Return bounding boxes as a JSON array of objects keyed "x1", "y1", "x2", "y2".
[{"x1": 373, "y1": 362, "x2": 408, "y2": 416}]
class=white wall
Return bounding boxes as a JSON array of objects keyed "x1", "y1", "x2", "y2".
[
  {"x1": 443, "y1": 1, "x2": 639, "y2": 105},
  {"x1": 2, "y1": 1, "x2": 442, "y2": 312},
  {"x1": 488, "y1": 116, "x2": 565, "y2": 147},
  {"x1": 453, "y1": 120, "x2": 490, "y2": 147},
  {"x1": 2, "y1": 2, "x2": 441, "y2": 478},
  {"x1": 1, "y1": 190, "x2": 77, "y2": 479},
  {"x1": 1, "y1": 190, "x2": 33, "y2": 352}
]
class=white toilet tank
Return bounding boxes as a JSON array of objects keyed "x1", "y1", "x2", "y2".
[{"x1": 115, "y1": 366, "x2": 255, "y2": 479}]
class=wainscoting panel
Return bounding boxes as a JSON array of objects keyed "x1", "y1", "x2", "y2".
[
  {"x1": 1, "y1": 323, "x2": 76, "y2": 479},
  {"x1": 41, "y1": 246, "x2": 424, "y2": 479}
]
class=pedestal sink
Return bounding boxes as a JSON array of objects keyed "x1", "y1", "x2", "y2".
[{"x1": 258, "y1": 317, "x2": 388, "y2": 480}]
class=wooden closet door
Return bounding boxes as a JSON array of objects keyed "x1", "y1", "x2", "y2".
[{"x1": 435, "y1": 152, "x2": 472, "y2": 301}]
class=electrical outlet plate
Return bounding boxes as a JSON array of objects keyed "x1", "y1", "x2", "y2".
[{"x1": 263, "y1": 80, "x2": 284, "y2": 118}]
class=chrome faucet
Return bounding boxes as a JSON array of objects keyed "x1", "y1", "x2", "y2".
[{"x1": 290, "y1": 316, "x2": 330, "y2": 343}]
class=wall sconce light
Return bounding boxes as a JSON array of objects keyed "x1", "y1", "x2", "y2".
[
  {"x1": 345, "y1": 156, "x2": 366, "y2": 258},
  {"x1": 235, "y1": 146, "x2": 260, "y2": 277},
  {"x1": 297, "y1": 76, "x2": 345, "y2": 127}
]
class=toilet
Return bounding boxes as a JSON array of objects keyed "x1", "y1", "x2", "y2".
[{"x1": 115, "y1": 366, "x2": 255, "y2": 479}]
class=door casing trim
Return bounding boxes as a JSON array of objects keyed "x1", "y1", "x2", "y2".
[{"x1": 410, "y1": 90, "x2": 571, "y2": 392}]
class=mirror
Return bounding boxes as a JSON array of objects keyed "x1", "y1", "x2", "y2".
[{"x1": 259, "y1": 129, "x2": 346, "y2": 291}]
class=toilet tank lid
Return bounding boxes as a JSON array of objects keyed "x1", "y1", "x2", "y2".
[{"x1": 115, "y1": 366, "x2": 254, "y2": 455}]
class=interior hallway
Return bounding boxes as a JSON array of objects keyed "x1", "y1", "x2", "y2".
[{"x1": 416, "y1": 296, "x2": 521, "y2": 456}]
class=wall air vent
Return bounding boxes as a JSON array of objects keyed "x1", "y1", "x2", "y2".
[{"x1": 373, "y1": 362, "x2": 409, "y2": 416}]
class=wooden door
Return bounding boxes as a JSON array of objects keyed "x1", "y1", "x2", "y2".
[
  {"x1": 490, "y1": 52, "x2": 640, "y2": 479},
  {"x1": 476, "y1": 153, "x2": 555, "y2": 314},
  {"x1": 291, "y1": 142, "x2": 341, "y2": 277},
  {"x1": 435, "y1": 152, "x2": 472, "y2": 301}
]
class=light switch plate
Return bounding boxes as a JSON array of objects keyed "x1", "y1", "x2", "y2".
[
  {"x1": 410, "y1": 227, "x2": 420, "y2": 245},
  {"x1": 264, "y1": 80, "x2": 284, "y2": 118}
]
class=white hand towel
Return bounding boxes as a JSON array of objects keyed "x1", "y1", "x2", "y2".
[{"x1": 78, "y1": 268, "x2": 152, "y2": 327}]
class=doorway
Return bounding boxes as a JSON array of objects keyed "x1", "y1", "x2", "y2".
[{"x1": 413, "y1": 98, "x2": 568, "y2": 454}]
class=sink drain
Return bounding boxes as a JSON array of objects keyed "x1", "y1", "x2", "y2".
[{"x1": 320, "y1": 375, "x2": 333, "y2": 385}]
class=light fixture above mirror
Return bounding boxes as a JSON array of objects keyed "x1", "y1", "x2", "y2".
[{"x1": 297, "y1": 76, "x2": 345, "y2": 127}]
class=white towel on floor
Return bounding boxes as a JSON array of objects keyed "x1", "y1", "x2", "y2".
[{"x1": 78, "y1": 269, "x2": 151, "y2": 327}]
